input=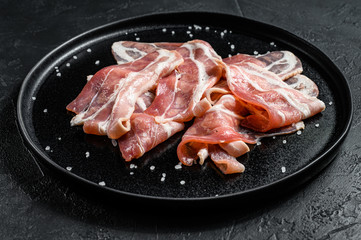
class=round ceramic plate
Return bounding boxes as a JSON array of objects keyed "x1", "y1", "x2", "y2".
[{"x1": 17, "y1": 12, "x2": 352, "y2": 205}]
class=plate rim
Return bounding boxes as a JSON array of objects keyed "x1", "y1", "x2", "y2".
[{"x1": 16, "y1": 11, "x2": 353, "y2": 203}]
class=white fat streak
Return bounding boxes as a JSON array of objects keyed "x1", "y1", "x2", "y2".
[
  {"x1": 87, "y1": 75, "x2": 93, "y2": 81},
  {"x1": 112, "y1": 41, "x2": 148, "y2": 63},
  {"x1": 136, "y1": 97, "x2": 148, "y2": 111},
  {"x1": 261, "y1": 51, "x2": 298, "y2": 75},
  {"x1": 162, "y1": 122, "x2": 174, "y2": 138},
  {"x1": 197, "y1": 148, "x2": 209, "y2": 165},
  {"x1": 274, "y1": 88, "x2": 311, "y2": 118}
]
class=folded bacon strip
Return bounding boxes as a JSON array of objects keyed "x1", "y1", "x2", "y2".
[
  {"x1": 118, "y1": 40, "x2": 223, "y2": 161},
  {"x1": 226, "y1": 62, "x2": 325, "y2": 132},
  {"x1": 67, "y1": 48, "x2": 183, "y2": 139}
]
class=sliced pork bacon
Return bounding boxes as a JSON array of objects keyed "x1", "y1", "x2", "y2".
[
  {"x1": 68, "y1": 48, "x2": 183, "y2": 139},
  {"x1": 223, "y1": 51, "x2": 303, "y2": 81},
  {"x1": 112, "y1": 41, "x2": 182, "y2": 64},
  {"x1": 226, "y1": 62, "x2": 325, "y2": 132},
  {"x1": 117, "y1": 40, "x2": 223, "y2": 161}
]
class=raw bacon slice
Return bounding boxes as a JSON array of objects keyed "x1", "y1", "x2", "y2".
[
  {"x1": 226, "y1": 62, "x2": 325, "y2": 132},
  {"x1": 208, "y1": 145, "x2": 245, "y2": 174},
  {"x1": 118, "y1": 40, "x2": 223, "y2": 161},
  {"x1": 284, "y1": 74, "x2": 319, "y2": 97},
  {"x1": 112, "y1": 41, "x2": 182, "y2": 64},
  {"x1": 68, "y1": 49, "x2": 183, "y2": 139},
  {"x1": 256, "y1": 51, "x2": 303, "y2": 80},
  {"x1": 223, "y1": 51, "x2": 303, "y2": 81}
]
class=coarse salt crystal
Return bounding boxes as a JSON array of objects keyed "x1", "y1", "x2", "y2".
[
  {"x1": 73, "y1": 55, "x2": 77, "y2": 59},
  {"x1": 180, "y1": 180, "x2": 185, "y2": 185},
  {"x1": 43, "y1": 109, "x2": 48, "y2": 113},
  {"x1": 329, "y1": 101, "x2": 333, "y2": 105},
  {"x1": 189, "y1": 34, "x2": 193, "y2": 38},
  {"x1": 56, "y1": 69, "x2": 59, "y2": 72},
  {"x1": 162, "y1": 173, "x2": 166, "y2": 177},
  {"x1": 228, "y1": 54, "x2": 232, "y2": 57},
  {"x1": 45, "y1": 146, "x2": 50, "y2": 151},
  {"x1": 186, "y1": 30, "x2": 191, "y2": 34},
  {"x1": 98, "y1": 181, "x2": 106, "y2": 186},
  {"x1": 66, "y1": 166, "x2": 72, "y2": 171},
  {"x1": 135, "y1": 37, "x2": 140, "y2": 41},
  {"x1": 58, "y1": 137, "x2": 61, "y2": 140},
  {"x1": 315, "y1": 123, "x2": 320, "y2": 128},
  {"x1": 161, "y1": 177, "x2": 165, "y2": 182},
  {"x1": 85, "y1": 151, "x2": 90, "y2": 158},
  {"x1": 220, "y1": 32, "x2": 225, "y2": 38},
  {"x1": 256, "y1": 141, "x2": 261, "y2": 146},
  {"x1": 66, "y1": 63, "x2": 70, "y2": 67},
  {"x1": 205, "y1": 26, "x2": 210, "y2": 31},
  {"x1": 150, "y1": 165, "x2": 155, "y2": 171},
  {"x1": 230, "y1": 44, "x2": 235, "y2": 50},
  {"x1": 54, "y1": 66, "x2": 58, "y2": 70},
  {"x1": 130, "y1": 172, "x2": 134, "y2": 175},
  {"x1": 134, "y1": 33, "x2": 137, "y2": 36},
  {"x1": 162, "y1": 28, "x2": 167, "y2": 32},
  {"x1": 193, "y1": 24, "x2": 202, "y2": 30},
  {"x1": 171, "y1": 31, "x2": 175, "y2": 35},
  {"x1": 111, "y1": 139, "x2": 117, "y2": 147},
  {"x1": 87, "y1": 48, "x2": 92, "y2": 53},
  {"x1": 281, "y1": 166, "x2": 286, "y2": 173},
  {"x1": 32, "y1": 97, "x2": 36, "y2": 100},
  {"x1": 253, "y1": 51, "x2": 259, "y2": 55},
  {"x1": 130, "y1": 164, "x2": 136, "y2": 169},
  {"x1": 272, "y1": 136, "x2": 276, "y2": 139},
  {"x1": 270, "y1": 42, "x2": 275, "y2": 46},
  {"x1": 95, "y1": 60, "x2": 100, "y2": 65},
  {"x1": 56, "y1": 73, "x2": 61, "y2": 77},
  {"x1": 175, "y1": 164, "x2": 182, "y2": 170},
  {"x1": 188, "y1": 26, "x2": 192, "y2": 30},
  {"x1": 297, "y1": 130, "x2": 302, "y2": 135},
  {"x1": 282, "y1": 140, "x2": 287, "y2": 144}
]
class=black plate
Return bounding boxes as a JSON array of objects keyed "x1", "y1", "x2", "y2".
[{"x1": 17, "y1": 12, "x2": 352, "y2": 205}]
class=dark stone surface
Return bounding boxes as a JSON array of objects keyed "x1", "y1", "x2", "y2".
[{"x1": 1, "y1": 0, "x2": 360, "y2": 239}]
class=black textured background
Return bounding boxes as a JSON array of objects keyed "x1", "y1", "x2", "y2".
[{"x1": 1, "y1": 0, "x2": 360, "y2": 239}]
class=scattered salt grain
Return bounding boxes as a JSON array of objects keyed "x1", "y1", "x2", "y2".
[
  {"x1": 125, "y1": 32, "x2": 128, "y2": 35},
  {"x1": 111, "y1": 139, "x2": 117, "y2": 147},
  {"x1": 58, "y1": 137, "x2": 62, "y2": 141},
  {"x1": 270, "y1": 42, "x2": 275, "y2": 46},
  {"x1": 162, "y1": 28, "x2": 167, "y2": 33},
  {"x1": 32, "y1": 97, "x2": 36, "y2": 100},
  {"x1": 161, "y1": 177, "x2": 165, "y2": 182},
  {"x1": 66, "y1": 166, "x2": 72, "y2": 171},
  {"x1": 150, "y1": 165, "x2": 155, "y2": 171},
  {"x1": 205, "y1": 26, "x2": 210, "y2": 31},
  {"x1": 253, "y1": 50, "x2": 259, "y2": 55},
  {"x1": 297, "y1": 130, "x2": 302, "y2": 135},
  {"x1": 98, "y1": 181, "x2": 106, "y2": 186},
  {"x1": 175, "y1": 164, "x2": 182, "y2": 170},
  {"x1": 87, "y1": 48, "x2": 92, "y2": 53},
  {"x1": 214, "y1": 30, "x2": 217, "y2": 33},
  {"x1": 85, "y1": 151, "x2": 90, "y2": 158},
  {"x1": 220, "y1": 32, "x2": 225, "y2": 38},
  {"x1": 171, "y1": 31, "x2": 175, "y2": 35},
  {"x1": 256, "y1": 141, "x2": 262, "y2": 146},
  {"x1": 162, "y1": 173, "x2": 166, "y2": 177},
  {"x1": 189, "y1": 34, "x2": 193, "y2": 38},
  {"x1": 66, "y1": 63, "x2": 70, "y2": 67},
  {"x1": 180, "y1": 180, "x2": 185, "y2": 185},
  {"x1": 282, "y1": 140, "x2": 287, "y2": 144},
  {"x1": 186, "y1": 30, "x2": 191, "y2": 34},
  {"x1": 193, "y1": 24, "x2": 202, "y2": 30},
  {"x1": 188, "y1": 26, "x2": 192, "y2": 30},
  {"x1": 272, "y1": 136, "x2": 276, "y2": 139},
  {"x1": 228, "y1": 54, "x2": 232, "y2": 58},
  {"x1": 281, "y1": 166, "x2": 286, "y2": 173},
  {"x1": 95, "y1": 60, "x2": 100, "y2": 65},
  {"x1": 56, "y1": 72, "x2": 61, "y2": 77},
  {"x1": 315, "y1": 123, "x2": 320, "y2": 128},
  {"x1": 130, "y1": 164, "x2": 136, "y2": 169},
  {"x1": 73, "y1": 55, "x2": 77, "y2": 59},
  {"x1": 230, "y1": 44, "x2": 235, "y2": 50},
  {"x1": 329, "y1": 101, "x2": 333, "y2": 106},
  {"x1": 130, "y1": 172, "x2": 134, "y2": 175},
  {"x1": 56, "y1": 69, "x2": 59, "y2": 72},
  {"x1": 134, "y1": 33, "x2": 137, "y2": 36},
  {"x1": 135, "y1": 37, "x2": 140, "y2": 41},
  {"x1": 45, "y1": 146, "x2": 50, "y2": 151},
  {"x1": 43, "y1": 109, "x2": 48, "y2": 113}
]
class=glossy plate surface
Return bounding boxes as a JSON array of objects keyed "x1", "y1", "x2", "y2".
[{"x1": 17, "y1": 12, "x2": 352, "y2": 203}]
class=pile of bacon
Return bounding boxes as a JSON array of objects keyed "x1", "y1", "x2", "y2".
[{"x1": 66, "y1": 40, "x2": 325, "y2": 174}]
